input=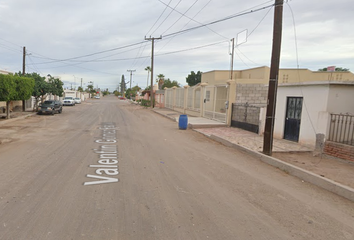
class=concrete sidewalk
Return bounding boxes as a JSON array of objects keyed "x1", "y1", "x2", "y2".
[
  {"x1": 153, "y1": 108, "x2": 313, "y2": 153},
  {"x1": 153, "y1": 108, "x2": 354, "y2": 202},
  {"x1": 0, "y1": 110, "x2": 36, "y2": 126},
  {"x1": 153, "y1": 108, "x2": 227, "y2": 128}
]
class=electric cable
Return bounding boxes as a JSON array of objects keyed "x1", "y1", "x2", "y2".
[
  {"x1": 0, "y1": 43, "x2": 22, "y2": 54},
  {"x1": 27, "y1": 2, "x2": 274, "y2": 67},
  {"x1": 161, "y1": 0, "x2": 199, "y2": 36},
  {"x1": 158, "y1": 0, "x2": 229, "y2": 40},
  {"x1": 287, "y1": 1, "x2": 317, "y2": 137},
  {"x1": 145, "y1": 0, "x2": 173, "y2": 37},
  {"x1": 27, "y1": 41, "x2": 146, "y2": 64},
  {"x1": 151, "y1": 0, "x2": 182, "y2": 36}
]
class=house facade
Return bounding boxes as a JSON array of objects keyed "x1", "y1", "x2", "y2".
[{"x1": 164, "y1": 67, "x2": 354, "y2": 155}]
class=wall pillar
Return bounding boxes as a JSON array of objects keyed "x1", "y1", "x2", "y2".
[
  {"x1": 183, "y1": 85, "x2": 189, "y2": 114},
  {"x1": 172, "y1": 86, "x2": 177, "y2": 110},
  {"x1": 226, "y1": 80, "x2": 236, "y2": 126},
  {"x1": 200, "y1": 83, "x2": 208, "y2": 117}
]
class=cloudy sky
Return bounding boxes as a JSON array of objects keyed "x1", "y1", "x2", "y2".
[{"x1": 0, "y1": 0, "x2": 353, "y2": 91}]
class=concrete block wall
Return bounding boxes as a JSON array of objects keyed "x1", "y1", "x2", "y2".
[
  {"x1": 232, "y1": 105, "x2": 260, "y2": 125},
  {"x1": 236, "y1": 84, "x2": 268, "y2": 107},
  {"x1": 324, "y1": 141, "x2": 354, "y2": 162}
]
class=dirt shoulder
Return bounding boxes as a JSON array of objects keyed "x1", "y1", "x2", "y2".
[{"x1": 272, "y1": 152, "x2": 354, "y2": 189}]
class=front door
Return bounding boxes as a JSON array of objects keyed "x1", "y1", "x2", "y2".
[{"x1": 284, "y1": 97, "x2": 303, "y2": 142}]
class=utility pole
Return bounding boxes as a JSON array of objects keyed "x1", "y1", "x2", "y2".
[
  {"x1": 263, "y1": 0, "x2": 284, "y2": 156},
  {"x1": 22, "y1": 46, "x2": 26, "y2": 75},
  {"x1": 127, "y1": 69, "x2": 136, "y2": 90},
  {"x1": 22, "y1": 47, "x2": 26, "y2": 111},
  {"x1": 145, "y1": 36, "x2": 162, "y2": 108},
  {"x1": 230, "y1": 38, "x2": 235, "y2": 80}
]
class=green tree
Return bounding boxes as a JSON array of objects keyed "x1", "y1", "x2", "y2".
[
  {"x1": 27, "y1": 73, "x2": 50, "y2": 110},
  {"x1": 14, "y1": 75, "x2": 35, "y2": 101},
  {"x1": 102, "y1": 89, "x2": 110, "y2": 96},
  {"x1": 145, "y1": 66, "x2": 151, "y2": 88},
  {"x1": 156, "y1": 74, "x2": 166, "y2": 90},
  {"x1": 113, "y1": 90, "x2": 119, "y2": 96},
  {"x1": 186, "y1": 71, "x2": 202, "y2": 86},
  {"x1": 86, "y1": 84, "x2": 95, "y2": 95},
  {"x1": 126, "y1": 85, "x2": 141, "y2": 100},
  {"x1": 318, "y1": 67, "x2": 349, "y2": 72},
  {"x1": 162, "y1": 79, "x2": 180, "y2": 89},
  {"x1": 0, "y1": 74, "x2": 34, "y2": 119},
  {"x1": 48, "y1": 76, "x2": 64, "y2": 97},
  {"x1": 0, "y1": 74, "x2": 17, "y2": 119},
  {"x1": 77, "y1": 86, "x2": 84, "y2": 92},
  {"x1": 120, "y1": 75, "x2": 126, "y2": 96}
]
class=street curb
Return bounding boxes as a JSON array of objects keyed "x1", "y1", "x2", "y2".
[
  {"x1": 209, "y1": 134, "x2": 354, "y2": 203},
  {"x1": 153, "y1": 110, "x2": 178, "y2": 122},
  {"x1": 0, "y1": 113, "x2": 36, "y2": 126}
]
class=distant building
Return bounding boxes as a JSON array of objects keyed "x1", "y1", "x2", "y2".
[{"x1": 0, "y1": 69, "x2": 13, "y2": 75}]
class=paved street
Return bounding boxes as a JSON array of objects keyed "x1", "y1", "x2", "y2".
[{"x1": 0, "y1": 95, "x2": 354, "y2": 240}]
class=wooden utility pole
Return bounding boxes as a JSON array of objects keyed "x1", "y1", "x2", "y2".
[
  {"x1": 22, "y1": 46, "x2": 26, "y2": 111},
  {"x1": 127, "y1": 69, "x2": 136, "y2": 90},
  {"x1": 145, "y1": 36, "x2": 162, "y2": 108},
  {"x1": 230, "y1": 38, "x2": 235, "y2": 80},
  {"x1": 22, "y1": 46, "x2": 26, "y2": 75},
  {"x1": 263, "y1": 0, "x2": 284, "y2": 156}
]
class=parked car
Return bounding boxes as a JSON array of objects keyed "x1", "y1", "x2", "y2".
[
  {"x1": 94, "y1": 95, "x2": 100, "y2": 99},
  {"x1": 63, "y1": 97, "x2": 76, "y2": 106},
  {"x1": 74, "y1": 97, "x2": 81, "y2": 104},
  {"x1": 38, "y1": 100, "x2": 62, "y2": 115}
]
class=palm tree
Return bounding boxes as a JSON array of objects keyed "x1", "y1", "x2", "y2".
[
  {"x1": 145, "y1": 66, "x2": 151, "y2": 89},
  {"x1": 156, "y1": 74, "x2": 165, "y2": 90}
]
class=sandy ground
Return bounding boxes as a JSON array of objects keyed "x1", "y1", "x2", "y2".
[
  {"x1": 273, "y1": 152, "x2": 354, "y2": 189},
  {"x1": 0, "y1": 96, "x2": 353, "y2": 240}
]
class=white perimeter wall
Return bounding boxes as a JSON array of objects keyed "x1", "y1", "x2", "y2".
[{"x1": 327, "y1": 85, "x2": 354, "y2": 114}]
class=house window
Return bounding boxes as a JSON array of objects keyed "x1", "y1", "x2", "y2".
[{"x1": 206, "y1": 91, "x2": 210, "y2": 102}]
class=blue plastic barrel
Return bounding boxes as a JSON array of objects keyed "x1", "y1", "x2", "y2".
[{"x1": 178, "y1": 115, "x2": 188, "y2": 130}]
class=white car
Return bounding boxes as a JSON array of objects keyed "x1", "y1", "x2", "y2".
[
  {"x1": 94, "y1": 95, "x2": 100, "y2": 99},
  {"x1": 63, "y1": 97, "x2": 75, "y2": 106},
  {"x1": 74, "y1": 98, "x2": 82, "y2": 104}
]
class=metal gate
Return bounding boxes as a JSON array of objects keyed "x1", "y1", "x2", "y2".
[{"x1": 203, "y1": 85, "x2": 228, "y2": 123}]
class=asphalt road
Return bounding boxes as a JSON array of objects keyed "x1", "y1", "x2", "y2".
[{"x1": 0, "y1": 95, "x2": 353, "y2": 240}]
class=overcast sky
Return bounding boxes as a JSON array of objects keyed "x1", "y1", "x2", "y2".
[{"x1": 0, "y1": 0, "x2": 353, "y2": 91}]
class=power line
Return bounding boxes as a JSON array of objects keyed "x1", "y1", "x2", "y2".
[
  {"x1": 24, "y1": 2, "x2": 275, "y2": 73},
  {"x1": 131, "y1": 0, "x2": 200, "y2": 70},
  {"x1": 155, "y1": 0, "x2": 212, "y2": 55},
  {"x1": 0, "y1": 38, "x2": 22, "y2": 48},
  {"x1": 158, "y1": 0, "x2": 229, "y2": 40},
  {"x1": 163, "y1": 3, "x2": 275, "y2": 38},
  {"x1": 0, "y1": 43, "x2": 22, "y2": 53},
  {"x1": 145, "y1": 0, "x2": 173, "y2": 36},
  {"x1": 151, "y1": 0, "x2": 182, "y2": 36},
  {"x1": 27, "y1": 41, "x2": 146, "y2": 65},
  {"x1": 161, "y1": 0, "x2": 199, "y2": 36}
]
